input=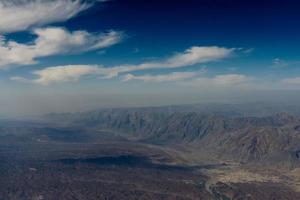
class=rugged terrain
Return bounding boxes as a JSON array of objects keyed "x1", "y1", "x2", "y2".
[
  {"x1": 2, "y1": 103, "x2": 300, "y2": 199},
  {"x1": 45, "y1": 106, "x2": 300, "y2": 167}
]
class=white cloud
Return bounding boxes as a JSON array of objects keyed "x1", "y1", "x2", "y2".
[
  {"x1": 99, "y1": 46, "x2": 234, "y2": 78},
  {"x1": 11, "y1": 66, "x2": 252, "y2": 87},
  {"x1": 11, "y1": 65, "x2": 100, "y2": 85},
  {"x1": 0, "y1": 0, "x2": 102, "y2": 33},
  {"x1": 281, "y1": 77, "x2": 300, "y2": 85},
  {"x1": 33, "y1": 65, "x2": 100, "y2": 85},
  {"x1": 0, "y1": 27, "x2": 123, "y2": 68},
  {"x1": 123, "y1": 71, "x2": 203, "y2": 82},
  {"x1": 11, "y1": 46, "x2": 235, "y2": 85}
]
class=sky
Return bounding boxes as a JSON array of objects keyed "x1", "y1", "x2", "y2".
[{"x1": 1, "y1": 0, "x2": 300, "y2": 117}]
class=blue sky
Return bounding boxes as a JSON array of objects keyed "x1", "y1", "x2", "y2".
[{"x1": 0, "y1": 0, "x2": 300, "y2": 116}]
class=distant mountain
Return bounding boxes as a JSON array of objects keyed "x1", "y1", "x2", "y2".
[
  {"x1": 45, "y1": 102, "x2": 300, "y2": 119},
  {"x1": 44, "y1": 104, "x2": 300, "y2": 168}
]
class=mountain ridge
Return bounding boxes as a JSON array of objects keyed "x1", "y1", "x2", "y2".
[{"x1": 43, "y1": 107, "x2": 300, "y2": 168}]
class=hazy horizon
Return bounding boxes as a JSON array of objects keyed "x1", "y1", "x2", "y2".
[{"x1": 1, "y1": 0, "x2": 300, "y2": 117}]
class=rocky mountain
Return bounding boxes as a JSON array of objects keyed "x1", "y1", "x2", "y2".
[{"x1": 44, "y1": 106, "x2": 300, "y2": 167}]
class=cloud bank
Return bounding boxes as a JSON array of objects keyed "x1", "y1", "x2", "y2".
[{"x1": 11, "y1": 46, "x2": 234, "y2": 85}]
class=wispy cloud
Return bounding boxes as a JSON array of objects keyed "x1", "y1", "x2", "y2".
[
  {"x1": 0, "y1": 0, "x2": 103, "y2": 33},
  {"x1": 99, "y1": 46, "x2": 235, "y2": 78},
  {"x1": 11, "y1": 46, "x2": 235, "y2": 85},
  {"x1": 0, "y1": 27, "x2": 123, "y2": 68},
  {"x1": 13, "y1": 67, "x2": 249, "y2": 87}
]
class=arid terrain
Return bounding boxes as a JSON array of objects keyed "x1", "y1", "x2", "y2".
[{"x1": 2, "y1": 104, "x2": 300, "y2": 199}]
